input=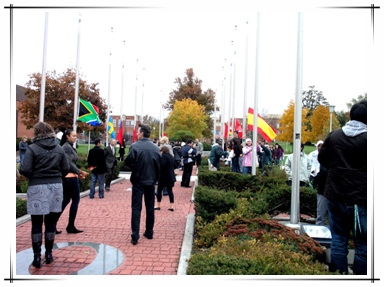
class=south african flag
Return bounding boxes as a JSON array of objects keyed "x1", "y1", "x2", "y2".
[{"x1": 78, "y1": 99, "x2": 102, "y2": 126}]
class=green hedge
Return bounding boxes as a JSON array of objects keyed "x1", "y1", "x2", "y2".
[
  {"x1": 16, "y1": 198, "x2": 27, "y2": 218},
  {"x1": 189, "y1": 156, "x2": 327, "y2": 275},
  {"x1": 187, "y1": 235, "x2": 332, "y2": 275},
  {"x1": 194, "y1": 186, "x2": 238, "y2": 222}
]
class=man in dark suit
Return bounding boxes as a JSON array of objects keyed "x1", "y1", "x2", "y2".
[
  {"x1": 181, "y1": 139, "x2": 197, "y2": 188},
  {"x1": 104, "y1": 138, "x2": 117, "y2": 191},
  {"x1": 88, "y1": 138, "x2": 107, "y2": 199}
]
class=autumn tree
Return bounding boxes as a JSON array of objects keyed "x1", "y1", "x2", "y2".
[
  {"x1": 310, "y1": 105, "x2": 342, "y2": 141},
  {"x1": 276, "y1": 100, "x2": 311, "y2": 143},
  {"x1": 19, "y1": 68, "x2": 107, "y2": 133},
  {"x1": 141, "y1": 114, "x2": 160, "y2": 139},
  {"x1": 164, "y1": 68, "x2": 215, "y2": 138},
  {"x1": 166, "y1": 99, "x2": 208, "y2": 140}
]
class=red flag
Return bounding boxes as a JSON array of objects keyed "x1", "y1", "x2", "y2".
[
  {"x1": 116, "y1": 120, "x2": 123, "y2": 146},
  {"x1": 133, "y1": 125, "x2": 137, "y2": 143},
  {"x1": 163, "y1": 133, "x2": 167, "y2": 137},
  {"x1": 224, "y1": 123, "x2": 228, "y2": 138},
  {"x1": 235, "y1": 119, "x2": 243, "y2": 138}
]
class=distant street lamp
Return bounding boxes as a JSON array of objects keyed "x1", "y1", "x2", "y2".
[{"x1": 328, "y1": 105, "x2": 335, "y2": 132}]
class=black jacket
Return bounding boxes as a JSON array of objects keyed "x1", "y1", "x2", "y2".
[
  {"x1": 125, "y1": 138, "x2": 161, "y2": 186},
  {"x1": 20, "y1": 138, "x2": 70, "y2": 186},
  {"x1": 62, "y1": 140, "x2": 81, "y2": 174},
  {"x1": 173, "y1": 145, "x2": 182, "y2": 162},
  {"x1": 88, "y1": 146, "x2": 107, "y2": 174},
  {"x1": 312, "y1": 165, "x2": 328, "y2": 195},
  {"x1": 318, "y1": 128, "x2": 367, "y2": 206},
  {"x1": 158, "y1": 153, "x2": 176, "y2": 186}
]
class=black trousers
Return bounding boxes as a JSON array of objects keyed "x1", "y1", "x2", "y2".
[
  {"x1": 156, "y1": 184, "x2": 174, "y2": 203},
  {"x1": 131, "y1": 183, "x2": 155, "y2": 240},
  {"x1": 181, "y1": 162, "x2": 193, "y2": 187},
  {"x1": 196, "y1": 154, "x2": 202, "y2": 166},
  {"x1": 105, "y1": 166, "x2": 115, "y2": 188},
  {"x1": 31, "y1": 213, "x2": 56, "y2": 234}
]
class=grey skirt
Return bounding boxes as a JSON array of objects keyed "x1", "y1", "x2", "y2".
[{"x1": 27, "y1": 183, "x2": 63, "y2": 215}]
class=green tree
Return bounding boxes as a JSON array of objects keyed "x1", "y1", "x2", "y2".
[
  {"x1": 302, "y1": 85, "x2": 329, "y2": 112},
  {"x1": 164, "y1": 68, "x2": 216, "y2": 138},
  {"x1": 335, "y1": 110, "x2": 349, "y2": 127},
  {"x1": 142, "y1": 114, "x2": 161, "y2": 139},
  {"x1": 19, "y1": 68, "x2": 107, "y2": 134},
  {"x1": 170, "y1": 130, "x2": 196, "y2": 142},
  {"x1": 346, "y1": 93, "x2": 367, "y2": 110},
  {"x1": 166, "y1": 99, "x2": 208, "y2": 140}
]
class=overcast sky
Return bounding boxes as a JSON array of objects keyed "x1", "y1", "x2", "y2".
[{"x1": 11, "y1": 1, "x2": 376, "y2": 124}]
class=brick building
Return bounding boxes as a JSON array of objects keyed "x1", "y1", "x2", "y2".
[{"x1": 16, "y1": 85, "x2": 34, "y2": 139}]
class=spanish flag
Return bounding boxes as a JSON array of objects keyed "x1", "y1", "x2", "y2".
[{"x1": 248, "y1": 107, "x2": 277, "y2": 143}]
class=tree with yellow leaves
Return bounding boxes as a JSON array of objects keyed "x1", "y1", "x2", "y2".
[
  {"x1": 311, "y1": 105, "x2": 340, "y2": 141},
  {"x1": 166, "y1": 99, "x2": 208, "y2": 140},
  {"x1": 276, "y1": 100, "x2": 311, "y2": 143}
]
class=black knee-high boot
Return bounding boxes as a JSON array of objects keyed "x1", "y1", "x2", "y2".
[
  {"x1": 31, "y1": 233, "x2": 42, "y2": 268},
  {"x1": 66, "y1": 209, "x2": 83, "y2": 233},
  {"x1": 44, "y1": 232, "x2": 55, "y2": 264}
]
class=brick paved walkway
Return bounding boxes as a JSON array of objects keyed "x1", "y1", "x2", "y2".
[{"x1": 16, "y1": 166, "x2": 197, "y2": 275}]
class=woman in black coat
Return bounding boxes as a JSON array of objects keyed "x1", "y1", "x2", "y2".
[
  {"x1": 56, "y1": 129, "x2": 89, "y2": 234},
  {"x1": 154, "y1": 145, "x2": 176, "y2": 211},
  {"x1": 19, "y1": 122, "x2": 70, "y2": 268}
]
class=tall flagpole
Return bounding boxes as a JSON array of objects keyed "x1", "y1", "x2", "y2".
[
  {"x1": 243, "y1": 20, "x2": 249, "y2": 138},
  {"x1": 133, "y1": 59, "x2": 138, "y2": 140},
  {"x1": 73, "y1": 12, "x2": 82, "y2": 137},
  {"x1": 141, "y1": 68, "x2": 145, "y2": 123},
  {"x1": 221, "y1": 77, "x2": 225, "y2": 148},
  {"x1": 227, "y1": 69, "x2": 232, "y2": 140},
  {"x1": 252, "y1": 13, "x2": 261, "y2": 176},
  {"x1": 290, "y1": 12, "x2": 304, "y2": 226},
  {"x1": 106, "y1": 27, "x2": 113, "y2": 146},
  {"x1": 231, "y1": 27, "x2": 237, "y2": 135},
  {"x1": 120, "y1": 40, "x2": 125, "y2": 144},
  {"x1": 213, "y1": 96, "x2": 216, "y2": 140},
  {"x1": 39, "y1": 12, "x2": 49, "y2": 123}
]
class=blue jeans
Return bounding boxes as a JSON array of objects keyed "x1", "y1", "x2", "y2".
[
  {"x1": 328, "y1": 199, "x2": 367, "y2": 275},
  {"x1": 243, "y1": 166, "x2": 252, "y2": 175},
  {"x1": 90, "y1": 173, "x2": 105, "y2": 198},
  {"x1": 232, "y1": 158, "x2": 240, "y2": 173}
]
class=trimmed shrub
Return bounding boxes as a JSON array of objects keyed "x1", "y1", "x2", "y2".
[
  {"x1": 16, "y1": 175, "x2": 28, "y2": 193},
  {"x1": 187, "y1": 236, "x2": 333, "y2": 275},
  {"x1": 16, "y1": 198, "x2": 27, "y2": 218},
  {"x1": 202, "y1": 142, "x2": 211, "y2": 151},
  {"x1": 194, "y1": 186, "x2": 238, "y2": 222},
  {"x1": 222, "y1": 216, "x2": 325, "y2": 262}
]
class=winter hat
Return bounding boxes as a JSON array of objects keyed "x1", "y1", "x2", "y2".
[{"x1": 316, "y1": 140, "x2": 324, "y2": 147}]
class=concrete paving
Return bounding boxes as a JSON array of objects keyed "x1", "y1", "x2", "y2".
[{"x1": 16, "y1": 166, "x2": 198, "y2": 275}]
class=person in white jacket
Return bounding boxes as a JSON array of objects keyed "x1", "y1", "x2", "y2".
[
  {"x1": 284, "y1": 143, "x2": 311, "y2": 186},
  {"x1": 308, "y1": 140, "x2": 324, "y2": 182}
]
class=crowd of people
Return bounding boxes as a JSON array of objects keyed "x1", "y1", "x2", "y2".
[{"x1": 18, "y1": 100, "x2": 367, "y2": 275}]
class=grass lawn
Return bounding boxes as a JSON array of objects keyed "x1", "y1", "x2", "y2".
[{"x1": 76, "y1": 144, "x2": 130, "y2": 155}]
